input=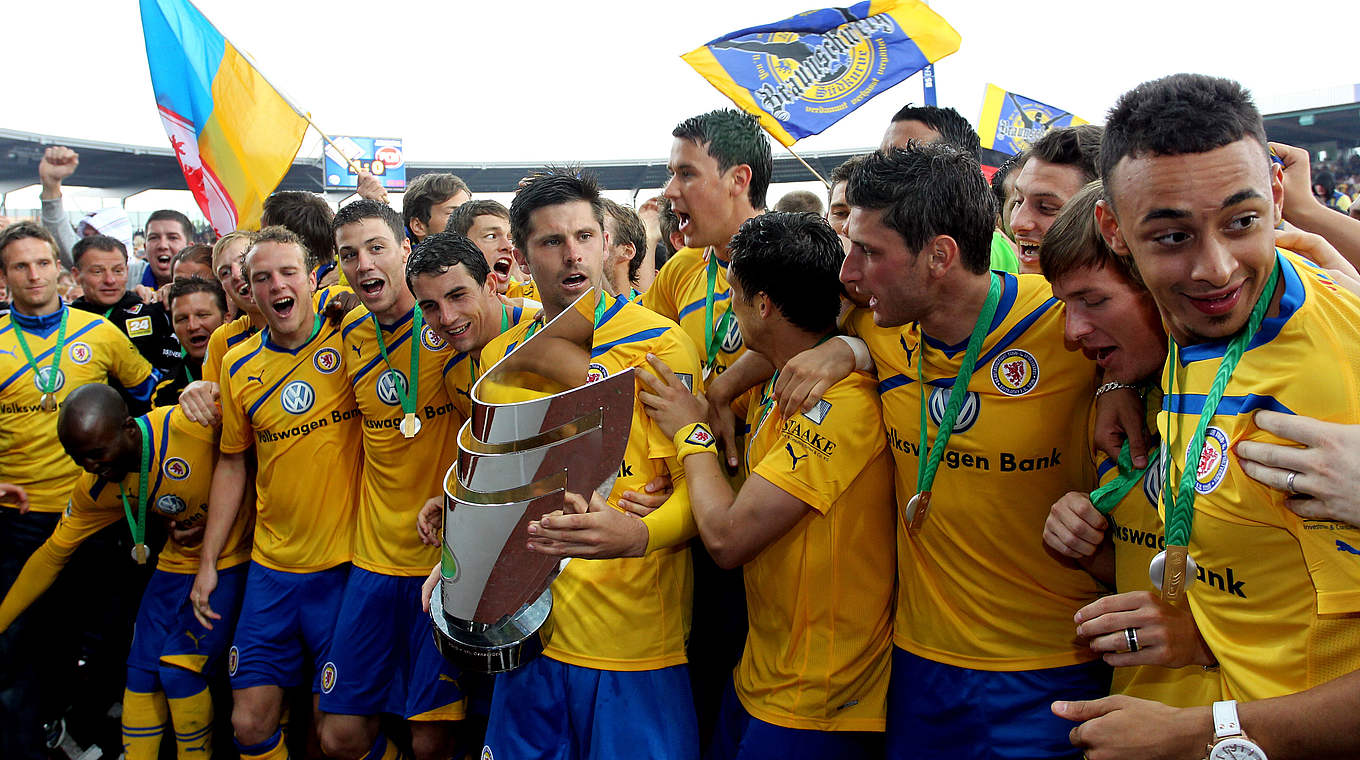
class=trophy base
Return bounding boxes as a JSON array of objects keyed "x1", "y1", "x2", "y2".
[{"x1": 429, "y1": 586, "x2": 552, "y2": 674}]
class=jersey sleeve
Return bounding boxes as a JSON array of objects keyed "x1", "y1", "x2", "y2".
[
  {"x1": 218, "y1": 362, "x2": 252, "y2": 455},
  {"x1": 203, "y1": 329, "x2": 223, "y2": 385},
  {"x1": 638, "y1": 327, "x2": 705, "y2": 552},
  {"x1": 751, "y1": 376, "x2": 885, "y2": 515},
  {"x1": 0, "y1": 482, "x2": 122, "y2": 632},
  {"x1": 642, "y1": 328, "x2": 705, "y2": 460},
  {"x1": 640, "y1": 266, "x2": 678, "y2": 321},
  {"x1": 101, "y1": 322, "x2": 155, "y2": 401}
]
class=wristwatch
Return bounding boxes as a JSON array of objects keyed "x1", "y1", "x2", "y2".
[{"x1": 1205, "y1": 700, "x2": 1267, "y2": 760}]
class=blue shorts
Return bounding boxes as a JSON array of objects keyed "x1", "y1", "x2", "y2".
[
  {"x1": 127, "y1": 564, "x2": 247, "y2": 691},
  {"x1": 886, "y1": 648, "x2": 1110, "y2": 760},
  {"x1": 484, "y1": 656, "x2": 699, "y2": 760},
  {"x1": 228, "y1": 562, "x2": 349, "y2": 692},
  {"x1": 707, "y1": 678, "x2": 881, "y2": 760},
  {"x1": 317, "y1": 567, "x2": 465, "y2": 721}
]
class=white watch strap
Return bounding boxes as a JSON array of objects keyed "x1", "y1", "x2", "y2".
[{"x1": 1212, "y1": 700, "x2": 1242, "y2": 739}]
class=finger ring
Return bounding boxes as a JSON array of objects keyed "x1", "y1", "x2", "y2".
[
  {"x1": 1124, "y1": 626, "x2": 1140, "y2": 653},
  {"x1": 1286, "y1": 470, "x2": 1299, "y2": 495}
]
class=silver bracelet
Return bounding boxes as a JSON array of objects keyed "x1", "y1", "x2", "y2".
[{"x1": 1095, "y1": 381, "x2": 1138, "y2": 399}]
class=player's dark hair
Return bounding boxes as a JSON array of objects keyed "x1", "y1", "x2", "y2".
[
  {"x1": 846, "y1": 144, "x2": 994, "y2": 275},
  {"x1": 1039, "y1": 180, "x2": 1143, "y2": 288},
  {"x1": 773, "y1": 190, "x2": 824, "y2": 216},
  {"x1": 989, "y1": 153, "x2": 1025, "y2": 211},
  {"x1": 1029, "y1": 125, "x2": 1104, "y2": 184},
  {"x1": 889, "y1": 105, "x2": 981, "y2": 162},
  {"x1": 147, "y1": 209, "x2": 194, "y2": 240},
  {"x1": 262, "y1": 191, "x2": 335, "y2": 271},
  {"x1": 657, "y1": 197, "x2": 680, "y2": 257},
  {"x1": 673, "y1": 109, "x2": 772, "y2": 210},
  {"x1": 728, "y1": 211, "x2": 844, "y2": 334},
  {"x1": 599, "y1": 198, "x2": 647, "y2": 285},
  {"x1": 829, "y1": 154, "x2": 868, "y2": 194},
  {"x1": 405, "y1": 231, "x2": 492, "y2": 293},
  {"x1": 167, "y1": 274, "x2": 228, "y2": 314},
  {"x1": 242, "y1": 226, "x2": 310, "y2": 281},
  {"x1": 0, "y1": 221, "x2": 59, "y2": 267},
  {"x1": 333, "y1": 198, "x2": 406, "y2": 247},
  {"x1": 1101, "y1": 73, "x2": 1267, "y2": 197},
  {"x1": 172, "y1": 244, "x2": 213, "y2": 277},
  {"x1": 446, "y1": 199, "x2": 510, "y2": 237},
  {"x1": 72, "y1": 234, "x2": 128, "y2": 266},
  {"x1": 402, "y1": 173, "x2": 471, "y2": 234},
  {"x1": 509, "y1": 167, "x2": 605, "y2": 258}
]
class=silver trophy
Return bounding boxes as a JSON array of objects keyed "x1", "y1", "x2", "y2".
[{"x1": 429, "y1": 289, "x2": 634, "y2": 673}]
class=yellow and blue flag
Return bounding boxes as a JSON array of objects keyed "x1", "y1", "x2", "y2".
[
  {"x1": 683, "y1": 1, "x2": 960, "y2": 147},
  {"x1": 978, "y1": 84, "x2": 1089, "y2": 156},
  {"x1": 140, "y1": 0, "x2": 307, "y2": 235}
]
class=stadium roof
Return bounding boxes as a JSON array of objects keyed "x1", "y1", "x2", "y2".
[{"x1": 0, "y1": 127, "x2": 1015, "y2": 199}]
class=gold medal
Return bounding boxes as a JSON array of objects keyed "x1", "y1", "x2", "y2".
[
  {"x1": 400, "y1": 412, "x2": 421, "y2": 439},
  {"x1": 905, "y1": 491, "x2": 932, "y2": 533},
  {"x1": 131, "y1": 543, "x2": 149, "y2": 565},
  {"x1": 39, "y1": 392, "x2": 57, "y2": 412},
  {"x1": 1149, "y1": 545, "x2": 1196, "y2": 604}
]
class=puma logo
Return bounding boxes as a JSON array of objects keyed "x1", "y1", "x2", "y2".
[
  {"x1": 247, "y1": 375, "x2": 263, "y2": 384},
  {"x1": 786, "y1": 443, "x2": 808, "y2": 470},
  {"x1": 1337, "y1": 540, "x2": 1360, "y2": 556},
  {"x1": 185, "y1": 630, "x2": 205, "y2": 648},
  {"x1": 352, "y1": 343, "x2": 362, "y2": 356},
  {"x1": 900, "y1": 335, "x2": 916, "y2": 367}
]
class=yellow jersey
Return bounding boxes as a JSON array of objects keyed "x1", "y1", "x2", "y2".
[
  {"x1": 735, "y1": 369, "x2": 896, "y2": 732},
  {"x1": 0, "y1": 405, "x2": 252, "y2": 632},
  {"x1": 203, "y1": 286, "x2": 350, "y2": 385},
  {"x1": 479, "y1": 295, "x2": 701, "y2": 670},
  {"x1": 0, "y1": 306, "x2": 154, "y2": 513},
  {"x1": 851, "y1": 272, "x2": 1104, "y2": 670},
  {"x1": 340, "y1": 306, "x2": 460, "y2": 576},
  {"x1": 1157, "y1": 250, "x2": 1360, "y2": 701},
  {"x1": 642, "y1": 247, "x2": 745, "y2": 379},
  {"x1": 220, "y1": 317, "x2": 362, "y2": 572},
  {"x1": 442, "y1": 302, "x2": 538, "y2": 420},
  {"x1": 506, "y1": 278, "x2": 538, "y2": 302},
  {"x1": 1095, "y1": 394, "x2": 1221, "y2": 705}
]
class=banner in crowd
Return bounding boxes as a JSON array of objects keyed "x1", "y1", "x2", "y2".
[
  {"x1": 683, "y1": 1, "x2": 961, "y2": 147},
  {"x1": 139, "y1": 0, "x2": 307, "y2": 235},
  {"x1": 977, "y1": 84, "x2": 1088, "y2": 156},
  {"x1": 323, "y1": 137, "x2": 407, "y2": 191}
]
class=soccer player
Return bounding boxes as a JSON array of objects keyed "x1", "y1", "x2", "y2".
[
  {"x1": 154, "y1": 276, "x2": 228, "y2": 406},
  {"x1": 1057, "y1": 73, "x2": 1360, "y2": 758},
  {"x1": 446, "y1": 199, "x2": 538, "y2": 300},
  {"x1": 1009, "y1": 125, "x2": 1102, "y2": 273},
  {"x1": 0, "y1": 221, "x2": 156, "y2": 758},
  {"x1": 1037, "y1": 181, "x2": 1221, "y2": 708},
  {"x1": 600, "y1": 198, "x2": 647, "y2": 299},
  {"x1": 69, "y1": 234, "x2": 182, "y2": 386},
  {"x1": 632, "y1": 211, "x2": 895, "y2": 759},
  {"x1": 190, "y1": 226, "x2": 363, "y2": 760},
  {"x1": 476, "y1": 169, "x2": 703, "y2": 760},
  {"x1": 0, "y1": 384, "x2": 252, "y2": 758},
  {"x1": 403, "y1": 173, "x2": 472, "y2": 245},
  {"x1": 318, "y1": 200, "x2": 464, "y2": 760},
  {"x1": 837, "y1": 144, "x2": 1107, "y2": 759},
  {"x1": 142, "y1": 210, "x2": 195, "y2": 289}
]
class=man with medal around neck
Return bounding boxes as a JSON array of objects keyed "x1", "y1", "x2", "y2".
[
  {"x1": 317, "y1": 200, "x2": 466, "y2": 760},
  {"x1": 0, "y1": 221, "x2": 156, "y2": 759},
  {"x1": 1055, "y1": 73, "x2": 1360, "y2": 760},
  {"x1": 837, "y1": 143, "x2": 1107, "y2": 760},
  {"x1": 191, "y1": 226, "x2": 363, "y2": 760}
]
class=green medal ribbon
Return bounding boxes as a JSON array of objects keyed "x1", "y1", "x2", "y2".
[
  {"x1": 371, "y1": 309, "x2": 424, "y2": 418},
  {"x1": 117, "y1": 417, "x2": 152, "y2": 559},
  {"x1": 1090, "y1": 440, "x2": 1153, "y2": 515},
  {"x1": 702, "y1": 250, "x2": 736, "y2": 373},
  {"x1": 178, "y1": 347, "x2": 196, "y2": 383},
  {"x1": 102, "y1": 306, "x2": 116, "y2": 319},
  {"x1": 12, "y1": 306, "x2": 69, "y2": 401},
  {"x1": 915, "y1": 273, "x2": 1002, "y2": 495},
  {"x1": 500, "y1": 303, "x2": 510, "y2": 334},
  {"x1": 523, "y1": 290, "x2": 611, "y2": 343},
  {"x1": 1162, "y1": 259, "x2": 1282, "y2": 548}
]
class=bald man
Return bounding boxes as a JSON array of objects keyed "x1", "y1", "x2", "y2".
[{"x1": 0, "y1": 385, "x2": 253, "y2": 759}]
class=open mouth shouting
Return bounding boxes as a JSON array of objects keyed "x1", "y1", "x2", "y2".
[
  {"x1": 491, "y1": 257, "x2": 515, "y2": 287},
  {"x1": 561, "y1": 270, "x2": 590, "y2": 294},
  {"x1": 358, "y1": 276, "x2": 385, "y2": 299},
  {"x1": 270, "y1": 296, "x2": 296, "y2": 320},
  {"x1": 1016, "y1": 240, "x2": 1040, "y2": 267}
]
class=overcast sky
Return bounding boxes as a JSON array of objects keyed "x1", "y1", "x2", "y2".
[{"x1": 4, "y1": 0, "x2": 1355, "y2": 213}]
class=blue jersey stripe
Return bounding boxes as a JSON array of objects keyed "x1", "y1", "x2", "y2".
[
  {"x1": 227, "y1": 344, "x2": 266, "y2": 379},
  {"x1": 0, "y1": 321, "x2": 101, "y2": 393},
  {"x1": 591, "y1": 327, "x2": 669, "y2": 358},
  {"x1": 877, "y1": 374, "x2": 910, "y2": 395},
  {"x1": 443, "y1": 351, "x2": 471, "y2": 376},
  {"x1": 677, "y1": 291, "x2": 731, "y2": 321},
  {"x1": 1161, "y1": 393, "x2": 1295, "y2": 418},
  {"x1": 225, "y1": 326, "x2": 257, "y2": 348},
  {"x1": 353, "y1": 329, "x2": 413, "y2": 385}
]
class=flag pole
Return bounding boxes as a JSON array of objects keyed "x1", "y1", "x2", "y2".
[
  {"x1": 782, "y1": 144, "x2": 830, "y2": 189},
  {"x1": 297, "y1": 112, "x2": 364, "y2": 175}
]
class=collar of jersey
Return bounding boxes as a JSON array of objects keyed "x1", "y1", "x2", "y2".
[
  {"x1": 375, "y1": 308, "x2": 414, "y2": 333},
  {"x1": 261, "y1": 318, "x2": 325, "y2": 355},
  {"x1": 9, "y1": 304, "x2": 66, "y2": 338},
  {"x1": 703, "y1": 246, "x2": 731, "y2": 270},
  {"x1": 919, "y1": 271, "x2": 1017, "y2": 357},
  {"x1": 1176, "y1": 250, "x2": 1304, "y2": 365}
]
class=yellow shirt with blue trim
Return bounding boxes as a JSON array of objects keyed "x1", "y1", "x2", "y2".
[
  {"x1": 1156, "y1": 250, "x2": 1360, "y2": 702},
  {"x1": 735, "y1": 369, "x2": 896, "y2": 732},
  {"x1": 642, "y1": 246, "x2": 745, "y2": 378},
  {"x1": 1093, "y1": 392, "x2": 1221, "y2": 706},
  {"x1": 442, "y1": 302, "x2": 538, "y2": 420},
  {"x1": 850, "y1": 272, "x2": 1104, "y2": 670},
  {"x1": 0, "y1": 306, "x2": 154, "y2": 513},
  {"x1": 220, "y1": 318, "x2": 362, "y2": 572},
  {"x1": 0, "y1": 405, "x2": 253, "y2": 632},
  {"x1": 341, "y1": 306, "x2": 461, "y2": 576},
  {"x1": 506, "y1": 278, "x2": 538, "y2": 303},
  {"x1": 479, "y1": 295, "x2": 701, "y2": 670},
  {"x1": 203, "y1": 286, "x2": 350, "y2": 385}
]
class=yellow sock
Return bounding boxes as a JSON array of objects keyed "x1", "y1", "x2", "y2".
[
  {"x1": 236, "y1": 727, "x2": 290, "y2": 760},
  {"x1": 167, "y1": 688, "x2": 213, "y2": 757},
  {"x1": 121, "y1": 688, "x2": 168, "y2": 760}
]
